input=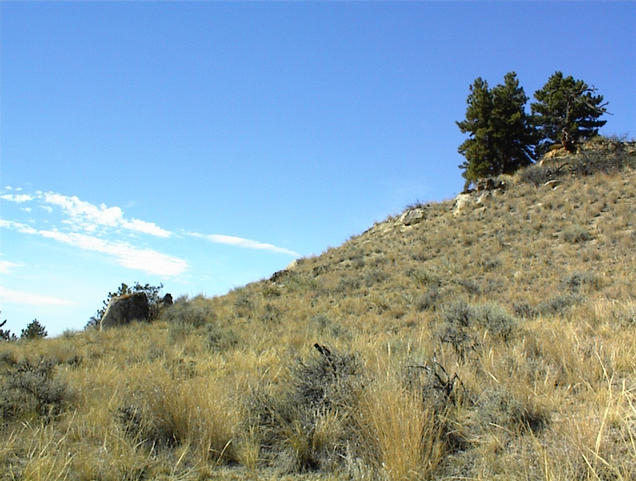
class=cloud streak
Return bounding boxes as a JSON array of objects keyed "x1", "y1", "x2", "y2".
[
  {"x1": 42, "y1": 192, "x2": 172, "y2": 237},
  {"x1": 1, "y1": 187, "x2": 300, "y2": 276},
  {"x1": 0, "y1": 193, "x2": 33, "y2": 203},
  {"x1": 190, "y1": 232, "x2": 300, "y2": 257},
  {"x1": 0, "y1": 286, "x2": 74, "y2": 306},
  {"x1": 0, "y1": 219, "x2": 188, "y2": 277},
  {"x1": 0, "y1": 260, "x2": 20, "y2": 274}
]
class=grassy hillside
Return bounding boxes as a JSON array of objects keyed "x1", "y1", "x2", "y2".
[{"x1": 1, "y1": 138, "x2": 635, "y2": 480}]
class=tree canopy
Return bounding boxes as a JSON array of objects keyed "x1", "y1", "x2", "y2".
[
  {"x1": 531, "y1": 71, "x2": 607, "y2": 154},
  {"x1": 457, "y1": 72, "x2": 535, "y2": 186}
]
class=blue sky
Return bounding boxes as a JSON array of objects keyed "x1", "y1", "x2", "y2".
[{"x1": 1, "y1": 1, "x2": 635, "y2": 336}]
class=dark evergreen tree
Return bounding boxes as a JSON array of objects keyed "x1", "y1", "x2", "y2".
[
  {"x1": 531, "y1": 71, "x2": 607, "y2": 154},
  {"x1": 457, "y1": 72, "x2": 535, "y2": 187},
  {"x1": 20, "y1": 319, "x2": 47, "y2": 340},
  {"x1": 0, "y1": 316, "x2": 18, "y2": 342},
  {"x1": 457, "y1": 77, "x2": 494, "y2": 185},
  {"x1": 490, "y1": 72, "x2": 536, "y2": 173}
]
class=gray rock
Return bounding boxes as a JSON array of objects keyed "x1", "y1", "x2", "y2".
[
  {"x1": 401, "y1": 207, "x2": 427, "y2": 226},
  {"x1": 100, "y1": 292, "x2": 150, "y2": 330}
]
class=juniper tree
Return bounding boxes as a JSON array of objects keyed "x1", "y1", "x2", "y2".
[
  {"x1": 531, "y1": 71, "x2": 607, "y2": 154},
  {"x1": 457, "y1": 72, "x2": 535, "y2": 187}
]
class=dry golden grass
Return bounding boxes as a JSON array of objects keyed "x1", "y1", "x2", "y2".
[{"x1": 1, "y1": 144, "x2": 634, "y2": 480}]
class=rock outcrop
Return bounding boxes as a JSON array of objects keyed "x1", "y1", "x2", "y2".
[{"x1": 100, "y1": 292, "x2": 150, "y2": 330}]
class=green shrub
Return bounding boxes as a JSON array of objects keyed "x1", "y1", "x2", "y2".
[
  {"x1": 562, "y1": 224, "x2": 592, "y2": 243},
  {"x1": 561, "y1": 271, "x2": 603, "y2": 292},
  {"x1": 334, "y1": 276, "x2": 360, "y2": 293},
  {"x1": 363, "y1": 268, "x2": 389, "y2": 287},
  {"x1": 243, "y1": 345, "x2": 364, "y2": 473},
  {"x1": 408, "y1": 268, "x2": 442, "y2": 287},
  {"x1": 537, "y1": 293, "x2": 583, "y2": 316},
  {"x1": 204, "y1": 323, "x2": 238, "y2": 352},
  {"x1": 0, "y1": 357, "x2": 72, "y2": 422},
  {"x1": 474, "y1": 302, "x2": 518, "y2": 341},
  {"x1": 439, "y1": 301, "x2": 518, "y2": 359},
  {"x1": 159, "y1": 297, "x2": 215, "y2": 328},
  {"x1": 474, "y1": 387, "x2": 548, "y2": 433},
  {"x1": 116, "y1": 402, "x2": 177, "y2": 449},
  {"x1": 308, "y1": 314, "x2": 347, "y2": 338},
  {"x1": 260, "y1": 303, "x2": 281, "y2": 324},
  {"x1": 415, "y1": 287, "x2": 441, "y2": 312},
  {"x1": 513, "y1": 301, "x2": 538, "y2": 319}
]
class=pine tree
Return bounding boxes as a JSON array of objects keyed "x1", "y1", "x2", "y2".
[
  {"x1": 457, "y1": 72, "x2": 535, "y2": 187},
  {"x1": 531, "y1": 71, "x2": 607, "y2": 154},
  {"x1": 20, "y1": 319, "x2": 48, "y2": 340},
  {"x1": 490, "y1": 72, "x2": 536, "y2": 174}
]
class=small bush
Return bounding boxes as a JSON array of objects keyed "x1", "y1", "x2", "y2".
[
  {"x1": 364, "y1": 268, "x2": 389, "y2": 287},
  {"x1": 408, "y1": 268, "x2": 441, "y2": 287},
  {"x1": 335, "y1": 276, "x2": 360, "y2": 293},
  {"x1": 474, "y1": 387, "x2": 548, "y2": 433},
  {"x1": 442, "y1": 300, "x2": 474, "y2": 328},
  {"x1": 513, "y1": 301, "x2": 538, "y2": 319},
  {"x1": 569, "y1": 144, "x2": 636, "y2": 176},
  {"x1": 538, "y1": 293, "x2": 583, "y2": 316},
  {"x1": 260, "y1": 303, "x2": 281, "y2": 324},
  {"x1": 562, "y1": 224, "x2": 593, "y2": 243},
  {"x1": 309, "y1": 314, "x2": 347, "y2": 338},
  {"x1": 438, "y1": 301, "x2": 518, "y2": 359},
  {"x1": 517, "y1": 163, "x2": 566, "y2": 186},
  {"x1": 159, "y1": 297, "x2": 215, "y2": 328},
  {"x1": 243, "y1": 344, "x2": 365, "y2": 473},
  {"x1": 415, "y1": 287, "x2": 441, "y2": 311},
  {"x1": 234, "y1": 292, "x2": 254, "y2": 317},
  {"x1": 204, "y1": 323, "x2": 238, "y2": 352},
  {"x1": 0, "y1": 357, "x2": 72, "y2": 422},
  {"x1": 561, "y1": 271, "x2": 603, "y2": 292},
  {"x1": 474, "y1": 302, "x2": 518, "y2": 341}
]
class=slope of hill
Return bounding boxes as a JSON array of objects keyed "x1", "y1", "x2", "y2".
[{"x1": 1, "y1": 139, "x2": 634, "y2": 481}]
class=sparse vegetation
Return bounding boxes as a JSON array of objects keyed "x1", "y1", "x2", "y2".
[{"x1": 0, "y1": 142, "x2": 634, "y2": 480}]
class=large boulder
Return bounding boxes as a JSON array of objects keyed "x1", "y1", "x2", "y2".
[
  {"x1": 100, "y1": 292, "x2": 150, "y2": 330},
  {"x1": 400, "y1": 207, "x2": 427, "y2": 226}
]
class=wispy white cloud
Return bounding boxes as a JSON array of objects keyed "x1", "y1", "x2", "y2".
[
  {"x1": 42, "y1": 192, "x2": 172, "y2": 238},
  {"x1": 0, "y1": 219, "x2": 188, "y2": 277},
  {"x1": 0, "y1": 193, "x2": 33, "y2": 203},
  {"x1": 0, "y1": 286, "x2": 74, "y2": 306},
  {"x1": 190, "y1": 232, "x2": 300, "y2": 257},
  {"x1": 0, "y1": 219, "x2": 37, "y2": 235},
  {"x1": 0, "y1": 260, "x2": 20, "y2": 274}
]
